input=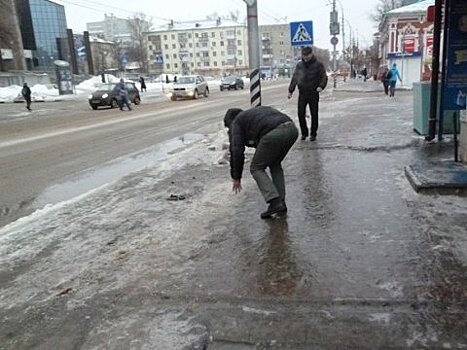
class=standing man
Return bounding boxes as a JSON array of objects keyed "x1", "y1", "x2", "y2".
[
  {"x1": 224, "y1": 106, "x2": 298, "y2": 219},
  {"x1": 288, "y1": 46, "x2": 328, "y2": 141},
  {"x1": 21, "y1": 83, "x2": 32, "y2": 111},
  {"x1": 388, "y1": 63, "x2": 402, "y2": 97},
  {"x1": 116, "y1": 79, "x2": 132, "y2": 111}
]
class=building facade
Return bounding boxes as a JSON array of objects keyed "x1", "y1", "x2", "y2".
[
  {"x1": 378, "y1": 0, "x2": 435, "y2": 87},
  {"x1": 259, "y1": 24, "x2": 295, "y2": 77},
  {"x1": 87, "y1": 14, "x2": 133, "y2": 45},
  {"x1": 146, "y1": 20, "x2": 249, "y2": 76},
  {"x1": 13, "y1": 0, "x2": 69, "y2": 70},
  {"x1": 145, "y1": 20, "x2": 295, "y2": 77},
  {"x1": 0, "y1": 0, "x2": 26, "y2": 71}
]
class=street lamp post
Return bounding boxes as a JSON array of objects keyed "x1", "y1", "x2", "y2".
[{"x1": 243, "y1": 0, "x2": 261, "y2": 107}]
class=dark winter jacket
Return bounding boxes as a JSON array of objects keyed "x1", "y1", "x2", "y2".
[
  {"x1": 21, "y1": 86, "x2": 31, "y2": 99},
  {"x1": 288, "y1": 56, "x2": 328, "y2": 94},
  {"x1": 227, "y1": 106, "x2": 293, "y2": 180}
]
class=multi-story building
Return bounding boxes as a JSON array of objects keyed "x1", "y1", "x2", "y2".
[
  {"x1": 259, "y1": 24, "x2": 295, "y2": 77},
  {"x1": 86, "y1": 14, "x2": 133, "y2": 45},
  {"x1": 146, "y1": 19, "x2": 249, "y2": 76},
  {"x1": 0, "y1": 0, "x2": 26, "y2": 71},
  {"x1": 15, "y1": 0, "x2": 69, "y2": 69},
  {"x1": 145, "y1": 20, "x2": 296, "y2": 77},
  {"x1": 378, "y1": 0, "x2": 435, "y2": 87}
]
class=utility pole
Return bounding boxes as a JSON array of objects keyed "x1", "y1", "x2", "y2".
[
  {"x1": 244, "y1": 0, "x2": 261, "y2": 107},
  {"x1": 329, "y1": 0, "x2": 340, "y2": 88},
  {"x1": 341, "y1": 8, "x2": 346, "y2": 81}
]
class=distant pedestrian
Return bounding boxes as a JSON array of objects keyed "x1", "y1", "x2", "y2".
[
  {"x1": 288, "y1": 46, "x2": 328, "y2": 141},
  {"x1": 362, "y1": 67, "x2": 368, "y2": 82},
  {"x1": 388, "y1": 63, "x2": 402, "y2": 97},
  {"x1": 21, "y1": 83, "x2": 32, "y2": 111},
  {"x1": 381, "y1": 67, "x2": 390, "y2": 95},
  {"x1": 139, "y1": 76, "x2": 147, "y2": 92},
  {"x1": 116, "y1": 79, "x2": 132, "y2": 111},
  {"x1": 224, "y1": 106, "x2": 298, "y2": 219}
]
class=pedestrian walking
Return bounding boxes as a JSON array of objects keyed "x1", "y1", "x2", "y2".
[
  {"x1": 224, "y1": 106, "x2": 298, "y2": 219},
  {"x1": 288, "y1": 46, "x2": 328, "y2": 141},
  {"x1": 381, "y1": 67, "x2": 390, "y2": 95},
  {"x1": 362, "y1": 67, "x2": 368, "y2": 82},
  {"x1": 139, "y1": 76, "x2": 147, "y2": 92},
  {"x1": 388, "y1": 63, "x2": 402, "y2": 97},
  {"x1": 21, "y1": 83, "x2": 32, "y2": 111},
  {"x1": 116, "y1": 79, "x2": 132, "y2": 111}
]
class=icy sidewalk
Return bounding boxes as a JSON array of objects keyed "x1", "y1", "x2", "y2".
[{"x1": 1, "y1": 90, "x2": 466, "y2": 349}]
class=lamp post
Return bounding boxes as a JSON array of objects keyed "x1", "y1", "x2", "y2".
[{"x1": 243, "y1": 0, "x2": 261, "y2": 107}]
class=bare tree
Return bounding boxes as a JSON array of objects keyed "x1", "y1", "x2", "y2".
[
  {"x1": 127, "y1": 13, "x2": 152, "y2": 73},
  {"x1": 370, "y1": 0, "x2": 403, "y2": 24}
]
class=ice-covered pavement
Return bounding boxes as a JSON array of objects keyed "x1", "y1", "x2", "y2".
[{"x1": 0, "y1": 87, "x2": 466, "y2": 349}]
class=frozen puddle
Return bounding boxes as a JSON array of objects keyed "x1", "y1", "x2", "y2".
[{"x1": 33, "y1": 132, "x2": 207, "y2": 209}]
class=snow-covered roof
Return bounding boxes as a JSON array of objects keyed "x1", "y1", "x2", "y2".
[{"x1": 386, "y1": 0, "x2": 434, "y2": 15}]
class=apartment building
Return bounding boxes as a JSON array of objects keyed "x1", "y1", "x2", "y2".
[
  {"x1": 259, "y1": 24, "x2": 295, "y2": 74},
  {"x1": 145, "y1": 19, "x2": 296, "y2": 76},
  {"x1": 146, "y1": 19, "x2": 249, "y2": 76}
]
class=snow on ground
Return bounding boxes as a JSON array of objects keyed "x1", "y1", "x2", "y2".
[{"x1": 0, "y1": 75, "x2": 235, "y2": 103}]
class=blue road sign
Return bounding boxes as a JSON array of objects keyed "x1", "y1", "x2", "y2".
[{"x1": 290, "y1": 21, "x2": 313, "y2": 47}]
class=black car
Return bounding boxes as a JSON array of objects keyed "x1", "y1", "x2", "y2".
[
  {"x1": 88, "y1": 82, "x2": 141, "y2": 110},
  {"x1": 220, "y1": 76, "x2": 244, "y2": 91}
]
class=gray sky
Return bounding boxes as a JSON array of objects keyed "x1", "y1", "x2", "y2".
[{"x1": 54, "y1": 0, "x2": 380, "y2": 49}]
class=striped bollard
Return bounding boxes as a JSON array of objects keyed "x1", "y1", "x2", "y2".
[{"x1": 249, "y1": 69, "x2": 261, "y2": 107}]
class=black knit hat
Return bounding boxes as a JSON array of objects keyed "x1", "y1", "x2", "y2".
[
  {"x1": 301, "y1": 46, "x2": 313, "y2": 55},
  {"x1": 224, "y1": 108, "x2": 243, "y2": 127}
]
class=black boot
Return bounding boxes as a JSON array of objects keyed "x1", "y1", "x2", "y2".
[{"x1": 260, "y1": 198, "x2": 286, "y2": 219}]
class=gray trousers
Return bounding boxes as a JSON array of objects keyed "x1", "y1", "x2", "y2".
[{"x1": 250, "y1": 121, "x2": 298, "y2": 203}]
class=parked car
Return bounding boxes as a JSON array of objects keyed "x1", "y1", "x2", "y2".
[
  {"x1": 220, "y1": 76, "x2": 244, "y2": 91},
  {"x1": 170, "y1": 75, "x2": 209, "y2": 100},
  {"x1": 88, "y1": 82, "x2": 141, "y2": 110}
]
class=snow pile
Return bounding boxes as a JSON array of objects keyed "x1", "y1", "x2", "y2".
[
  {"x1": 0, "y1": 84, "x2": 59, "y2": 102},
  {"x1": 75, "y1": 74, "x2": 121, "y2": 92}
]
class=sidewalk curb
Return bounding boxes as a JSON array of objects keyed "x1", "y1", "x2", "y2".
[{"x1": 405, "y1": 163, "x2": 467, "y2": 195}]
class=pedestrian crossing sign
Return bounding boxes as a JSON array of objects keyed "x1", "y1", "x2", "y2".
[{"x1": 290, "y1": 21, "x2": 313, "y2": 46}]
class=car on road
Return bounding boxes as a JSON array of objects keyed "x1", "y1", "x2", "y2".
[
  {"x1": 170, "y1": 75, "x2": 209, "y2": 100},
  {"x1": 88, "y1": 82, "x2": 141, "y2": 110},
  {"x1": 220, "y1": 76, "x2": 244, "y2": 91}
]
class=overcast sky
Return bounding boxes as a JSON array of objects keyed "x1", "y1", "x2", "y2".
[{"x1": 54, "y1": 0, "x2": 380, "y2": 49}]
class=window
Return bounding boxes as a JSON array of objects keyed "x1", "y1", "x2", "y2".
[
  {"x1": 280, "y1": 32, "x2": 284, "y2": 37},
  {"x1": 166, "y1": 63, "x2": 170, "y2": 69},
  {"x1": 173, "y1": 53, "x2": 177, "y2": 59},
  {"x1": 188, "y1": 33, "x2": 192, "y2": 39},
  {"x1": 191, "y1": 63, "x2": 194, "y2": 67},
  {"x1": 190, "y1": 53, "x2": 193, "y2": 57},
  {"x1": 239, "y1": 60, "x2": 243, "y2": 65},
  {"x1": 195, "y1": 33, "x2": 199, "y2": 38},
  {"x1": 196, "y1": 52, "x2": 200, "y2": 57},
  {"x1": 171, "y1": 34, "x2": 175, "y2": 40},
  {"x1": 149, "y1": 45, "x2": 153, "y2": 50},
  {"x1": 279, "y1": 41, "x2": 284, "y2": 45},
  {"x1": 173, "y1": 44, "x2": 177, "y2": 49},
  {"x1": 164, "y1": 35, "x2": 167, "y2": 40},
  {"x1": 220, "y1": 41, "x2": 224, "y2": 46},
  {"x1": 202, "y1": 52, "x2": 209, "y2": 57},
  {"x1": 165, "y1": 44, "x2": 169, "y2": 49},
  {"x1": 214, "y1": 61, "x2": 217, "y2": 66},
  {"x1": 237, "y1": 40, "x2": 242, "y2": 45},
  {"x1": 212, "y1": 42, "x2": 216, "y2": 47},
  {"x1": 174, "y1": 63, "x2": 178, "y2": 68},
  {"x1": 238, "y1": 50, "x2": 242, "y2": 56},
  {"x1": 189, "y1": 43, "x2": 192, "y2": 48},
  {"x1": 204, "y1": 62, "x2": 209, "y2": 67},
  {"x1": 165, "y1": 54, "x2": 169, "y2": 59},
  {"x1": 211, "y1": 32, "x2": 215, "y2": 37},
  {"x1": 213, "y1": 51, "x2": 217, "y2": 57}
]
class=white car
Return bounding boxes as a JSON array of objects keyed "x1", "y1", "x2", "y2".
[{"x1": 170, "y1": 75, "x2": 209, "y2": 100}]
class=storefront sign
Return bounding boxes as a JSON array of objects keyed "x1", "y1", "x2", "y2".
[
  {"x1": 387, "y1": 51, "x2": 422, "y2": 59},
  {"x1": 403, "y1": 38, "x2": 415, "y2": 53},
  {"x1": 444, "y1": 0, "x2": 467, "y2": 110}
]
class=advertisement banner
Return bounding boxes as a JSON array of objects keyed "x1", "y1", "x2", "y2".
[
  {"x1": 403, "y1": 38, "x2": 415, "y2": 53},
  {"x1": 444, "y1": 0, "x2": 467, "y2": 110}
]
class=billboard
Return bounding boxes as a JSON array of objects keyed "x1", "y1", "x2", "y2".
[{"x1": 444, "y1": 0, "x2": 467, "y2": 110}]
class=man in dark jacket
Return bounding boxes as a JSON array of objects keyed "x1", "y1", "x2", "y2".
[
  {"x1": 21, "y1": 83, "x2": 32, "y2": 111},
  {"x1": 224, "y1": 106, "x2": 298, "y2": 219},
  {"x1": 288, "y1": 46, "x2": 328, "y2": 141}
]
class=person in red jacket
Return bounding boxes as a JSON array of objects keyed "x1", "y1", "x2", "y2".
[{"x1": 224, "y1": 106, "x2": 298, "y2": 219}]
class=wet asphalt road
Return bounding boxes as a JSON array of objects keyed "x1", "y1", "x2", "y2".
[{"x1": 0, "y1": 82, "x2": 466, "y2": 349}]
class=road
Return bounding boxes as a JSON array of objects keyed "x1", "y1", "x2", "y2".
[{"x1": 0, "y1": 81, "x2": 290, "y2": 228}]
